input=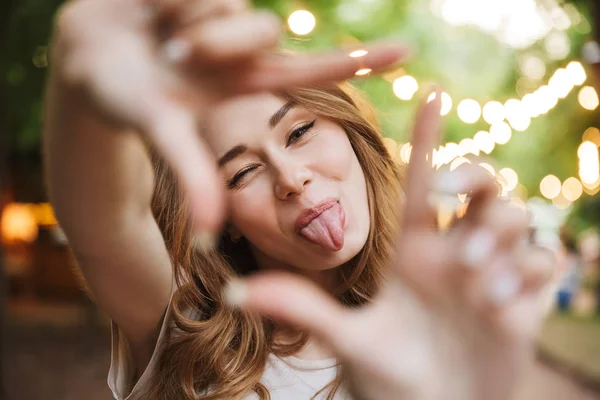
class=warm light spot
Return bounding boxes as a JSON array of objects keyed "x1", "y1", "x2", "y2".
[
  {"x1": 1, "y1": 204, "x2": 39, "y2": 243},
  {"x1": 566, "y1": 61, "x2": 586, "y2": 85},
  {"x1": 578, "y1": 141, "x2": 598, "y2": 159},
  {"x1": 562, "y1": 177, "x2": 583, "y2": 201},
  {"x1": 578, "y1": 86, "x2": 599, "y2": 110},
  {"x1": 490, "y1": 122, "x2": 512, "y2": 145},
  {"x1": 540, "y1": 175, "x2": 562, "y2": 199},
  {"x1": 474, "y1": 131, "x2": 495, "y2": 154},
  {"x1": 521, "y1": 93, "x2": 539, "y2": 117},
  {"x1": 459, "y1": 138, "x2": 479, "y2": 156},
  {"x1": 355, "y1": 68, "x2": 372, "y2": 76},
  {"x1": 520, "y1": 56, "x2": 546, "y2": 80},
  {"x1": 457, "y1": 99, "x2": 481, "y2": 124},
  {"x1": 393, "y1": 76, "x2": 419, "y2": 101},
  {"x1": 288, "y1": 10, "x2": 316, "y2": 35},
  {"x1": 427, "y1": 92, "x2": 453, "y2": 116},
  {"x1": 499, "y1": 168, "x2": 519, "y2": 191},
  {"x1": 548, "y1": 68, "x2": 574, "y2": 99},
  {"x1": 482, "y1": 101, "x2": 505, "y2": 125},
  {"x1": 552, "y1": 193, "x2": 572, "y2": 210},
  {"x1": 349, "y1": 50, "x2": 368, "y2": 58},
  {"x1": 582, "y1": 127, "x2": 600, "y2": 147},
  {"x1": 444, "y1": 142, "x2": 460, "y2": 162},
  {"x1": 399, "y1": 143, "x2": 412, "y2": 164}
]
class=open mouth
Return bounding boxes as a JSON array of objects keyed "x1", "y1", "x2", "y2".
[{"x1": 295, "y1": 199, "x2": 346, "y2": 251}]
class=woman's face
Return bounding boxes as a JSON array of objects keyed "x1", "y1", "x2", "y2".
[{"x1": 203, "y1": 93, "x2": 370, "y2": 271}]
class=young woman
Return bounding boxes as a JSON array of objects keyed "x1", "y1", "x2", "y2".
[{"x1": 44, "y1": 0, "x2": 555, "y2": 399}]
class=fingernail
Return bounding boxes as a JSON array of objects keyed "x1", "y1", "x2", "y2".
[
  {"x1": 163, "y1": 38, "x2": 192, "y2": 63},
  {"x1": 488, "y1": 270, "x2": 521, "y2": 306},
  {"x1": 223, "y1": 279, "x2": 248, "y2": 307},
  {"x1": 434, "y1": 170, "x2": 468, "y2": 194},
  {"x1": 193, "y1": 231, "x2": 217, "y2": 253},
  {"x1": 462, "y1": 229, "x2": 496, "y2": 269}
]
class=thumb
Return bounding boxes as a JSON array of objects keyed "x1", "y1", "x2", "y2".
[{"x1": 224, "y1": 272, "x2": 349, "y2": 352}]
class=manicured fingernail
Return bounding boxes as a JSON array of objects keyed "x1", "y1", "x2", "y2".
[
  {"x1": 223, "y1": 279, "x2": 248, "y2": 307},
  {"x1": 193, "y1": 231, "x2": 217, "y2": 253},
  {"x1": 434, "y1": 170, "x2": 468, "y2": 194},
  {"x1": 163, "y1": 38, "x2": 192, "y2": 63},
  {"x1": 462, "y1": 229, "x2": 496, "y2": 269},
  {"x1": 488, "y1": 270, "x2": 521, "y2": 306}
]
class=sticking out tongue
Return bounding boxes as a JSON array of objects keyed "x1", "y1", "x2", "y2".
[{"x1": 299, "y1": 203, "x2": 345, "y2": 251}]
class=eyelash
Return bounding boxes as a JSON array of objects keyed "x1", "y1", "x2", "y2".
[
  {"x1": 227, "y1": 119, "x2": 317, "y2": 189},
  {"x1": 287, "y1": 119, "x2": 316, "y2": 146}
]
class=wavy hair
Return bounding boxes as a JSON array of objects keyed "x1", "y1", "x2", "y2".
[{"x1": 149, "y1": 83, "x2": 403, "y2": 399}]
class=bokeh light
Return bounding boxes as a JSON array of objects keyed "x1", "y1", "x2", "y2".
[
  {"x1": 562, "y1": 177, "x2": 583, "y2": 201},
  {"x1": 355, "y1": 68, "x2": 372, "y2": 76},
  {"x1": 393, "y1": 76, "x2": 419, "y2": 100},
  {"x1": 399, "y1": 143, "x2": 412, "y2": 164},
  {"x1": 520, "y1": 55, "x2": 546, "y2": 80},
  {"x1": 578, "y1": 86, "x2": 599, "y2": 110},
  {"x1": 540, "y1": 175, "x2": 562, "y2": 199},
  {"x1": 427, "y1": 92, "x2": 453, "y2": 116},
  {"x1": 482, "y1": 101, "x2": 505, "y2": 125},
  {"x1": 474, "y1": 131, "x2": 495, "y2": 154},
  {"x1": 457, "y1": 99, "x2": 481, "y2": 123},
  {"x1": 566, "y1": 61, "x2": 587, "y2": 85},
  {"x1": 1, "y1": 203, "x2": 39, "y2": 243},
  {"x1": 582, "y1": 127, "x2": 600, "y2": 147},
  {"x1": 490, "y1": 122, "x2": 512, "y2": 144},
  {"x1": 349, "y1": 50, "x2": 368, "y2": 58},
  {"x1": 499, "y1": 167, "x2": 518, "y2": 191},
  {"x1": 288, "y1": 10, "x2": 316, "y2": 35}
]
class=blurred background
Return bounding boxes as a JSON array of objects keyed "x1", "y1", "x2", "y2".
[{"x1": 2, "y1": 0, "x2": 600, "y2": 398}]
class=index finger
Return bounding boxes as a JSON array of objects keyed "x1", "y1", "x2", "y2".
[
  {"x1": 237, "y1": 42, "x2": 410, "y2": 92},
  {"x1": 402, "y1": 89, "x2": 443, "y2": 230}
]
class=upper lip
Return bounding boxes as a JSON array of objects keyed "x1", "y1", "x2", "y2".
[{"x1": 295, "y1": 198, "x2": 338, "y2": 233}]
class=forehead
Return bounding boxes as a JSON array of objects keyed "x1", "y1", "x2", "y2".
[{"x1": 203, "y1": 93, "x2": 287, "y2": 154}]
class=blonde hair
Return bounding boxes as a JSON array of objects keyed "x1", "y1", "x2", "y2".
[{"x1": 149, "y1": 83, "x2": 403, "y2": 399}]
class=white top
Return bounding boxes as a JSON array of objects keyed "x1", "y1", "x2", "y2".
[{"x1": 107, "y1": 294, "x2": 351, "y2": 399}]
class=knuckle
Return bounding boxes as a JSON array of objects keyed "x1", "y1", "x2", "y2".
[
  {"x1": 55, "y1": 0, "x2": 94, "y2": 40},
  {"x1": 54, "y1": 3, "x2": 81, "y2": 43}
]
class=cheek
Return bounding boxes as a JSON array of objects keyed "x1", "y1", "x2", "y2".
[
  {"x1": 309, "y1": 129, "x2": 355, "y2": 180},
  {"x1": 228, "y1": 184, "x2": 278, "y2": 237}
]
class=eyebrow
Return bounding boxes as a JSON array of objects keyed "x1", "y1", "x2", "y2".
[
  {"x1": 218, "y1": 144, "x2": 247, "y2": 167},
  {"x1": 269, "y1": 101, "x2": 295, "y2": 129},
  {"x1": 218, "y1": 101, "x2": 296, "y2": 168}
]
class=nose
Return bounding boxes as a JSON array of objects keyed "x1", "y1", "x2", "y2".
[{"x1": 273, "y1": 157, "x2": 313, "y2": 200}]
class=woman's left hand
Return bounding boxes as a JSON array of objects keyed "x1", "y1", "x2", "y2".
[{"x1": 226, "y1": 92, "x2": 555, "y2": 400}]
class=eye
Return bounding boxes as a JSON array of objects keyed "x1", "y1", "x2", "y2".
[
  {"x1": 286, "y1": 119, "x2": 316, "y2": 146},
  {"x1": 227, "y1": 164, "x2": 259, "y2": 189}
]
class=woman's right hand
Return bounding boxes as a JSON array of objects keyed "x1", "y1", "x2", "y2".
[{"x1": 50, "y1": 0, "x2": 409, "y2": 237}]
